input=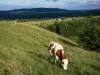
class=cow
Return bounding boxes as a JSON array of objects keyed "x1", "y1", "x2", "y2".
[
  {"x1": 48, "y1": 41, "x2": 68, "y2": 70},
  {"x1": 12, "y1": 20, "x2": 17, "y2": 26}
]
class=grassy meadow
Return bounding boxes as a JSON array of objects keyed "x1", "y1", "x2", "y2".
[{"x1": 0, "y1": 19, "x2": 100, "y2": 75}]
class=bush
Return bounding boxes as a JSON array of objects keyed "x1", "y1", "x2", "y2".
[{"x1": 78, "y1": 22, "x2": 100, "y2": 52}]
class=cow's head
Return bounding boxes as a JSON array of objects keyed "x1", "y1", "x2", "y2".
[{"x1": 61, "y1": 59, "x2": 68, "y2": 70}]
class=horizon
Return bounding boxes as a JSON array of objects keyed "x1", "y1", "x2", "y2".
[
  {"x1": 1, "y1": 7, "x2": 100, "y2": 11},
  {"x1": 0, "y1": 0, "x2": 100, "y2": 10}
]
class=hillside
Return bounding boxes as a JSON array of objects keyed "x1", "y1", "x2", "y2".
[
  {"x1": 0, "y1": 8, "x2": 100, "y2": 19},
  {"x1": 0, "y1": 21, "x2": 100, "y2": 75}
]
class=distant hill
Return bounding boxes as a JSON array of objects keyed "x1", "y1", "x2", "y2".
[
  {"x1": 0, "y1": 8, "x2": 100, "y2": 19},
  {"x1": 10, "y1": 8, "x2": 67, "y2": 13}
]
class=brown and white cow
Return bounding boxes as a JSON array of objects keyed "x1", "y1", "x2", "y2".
[
  {"x1": 48, "y1": 41, "x2": 68, "y2": 70},
  {"x1": 12, "y1": 20, "x2": 17, "y2": 26}
]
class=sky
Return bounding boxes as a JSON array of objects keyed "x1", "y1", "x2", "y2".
[{"x1": 0, "y1": 0, "x2": 100, "y2": 10}]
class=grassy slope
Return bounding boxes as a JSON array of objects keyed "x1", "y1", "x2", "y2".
[{"x1": 0, "y1": 21, "x2": 100, "y2": 75}]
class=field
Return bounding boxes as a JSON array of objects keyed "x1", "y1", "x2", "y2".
[{"x1": 0, "y1": 19, "x2": 100, "y2": 75}]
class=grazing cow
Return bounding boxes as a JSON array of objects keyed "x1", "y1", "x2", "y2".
[
  {"x1": 48, "y1": 41, "x2": 68, "y2": 70},
  {"x1": 12, "y1": 20, "x2": 17, "y2": 26}
]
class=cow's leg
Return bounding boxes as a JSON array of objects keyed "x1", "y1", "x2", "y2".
[
  {"x1": 49, "y1": 50, "x2": 53, "y2": 56},
  {"x1": 55, "y1": 56, "x2": 59, "y2": 64}
]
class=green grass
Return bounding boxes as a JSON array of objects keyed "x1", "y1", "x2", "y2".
[{"x1": 0, "y1": 20, "x2": 100, "y2": 75}]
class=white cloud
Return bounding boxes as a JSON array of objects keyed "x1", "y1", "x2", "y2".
[
  {"x1": 1, "y1": 0, "x2": 100, "y2": 7},
  {"x1": 0, "y1": 0, "x2": 100, "y2": 10},
  {"x1": 64, "y1": 0, "x2": 100, "y2": 7},
  {"x1": 41, "y1": 2, "x2": 68, "y2": 8},
  {"x1": 0, "y1": 0, "x2": 67, "y2": 8}
]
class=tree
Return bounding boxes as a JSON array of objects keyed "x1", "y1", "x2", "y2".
[{"x1": 78, "y1": 18, "x2": 100, "y2": 52}]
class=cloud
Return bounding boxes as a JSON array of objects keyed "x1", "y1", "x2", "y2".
[
  {"x1": 0, "y1": 0, "x2": 100, "y2": 10},
  {"x1": 63, "y1": 0, "x2": 100, "y2": 10},
  {"x1": 0, "y1": 0, "x2": 68, "y2": 9},
  {"x1": 2, "y1": 0, "x2": 33, "y2": 6},
  {"x1": 42, "y1": 2, "x2": 68, "y2": 8}
]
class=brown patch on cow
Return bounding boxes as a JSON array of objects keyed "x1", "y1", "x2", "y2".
[{"x1": 56, "y1": 49, "x2": 66, "y2": 60}]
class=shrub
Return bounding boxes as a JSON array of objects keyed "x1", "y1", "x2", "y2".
[{"x1": 78, "y1": 22, "x2": 100, "y2": 52}]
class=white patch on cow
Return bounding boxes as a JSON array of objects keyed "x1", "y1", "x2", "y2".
[
  {"x1": 54, "y1": 43, "x2": 64, "y2": 54},
  {"x1": 48, "y1": 41, "x2": 64, "y2": 54}
]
